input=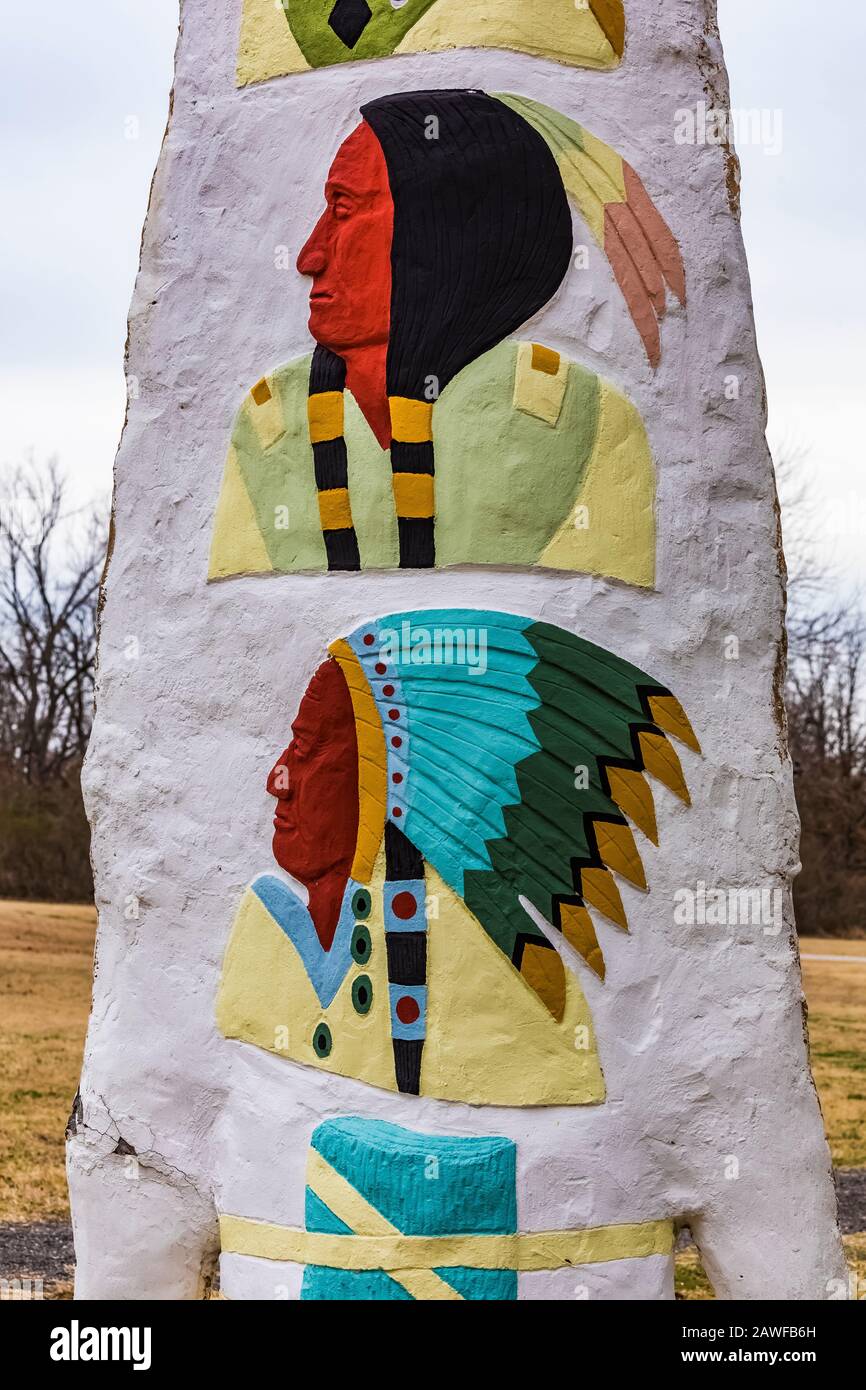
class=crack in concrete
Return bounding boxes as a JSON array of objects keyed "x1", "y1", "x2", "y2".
[{"x1": 71, "y1": 1093, "x2": 209, "y2": 1200}]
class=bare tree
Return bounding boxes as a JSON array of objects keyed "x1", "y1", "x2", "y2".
[
  {"x1": 773, "y1": 439, "x2": 828, "y2": 610},
  {"x1": 776, "y1": 443, "x2": 866, "y2": 936},
  {"x1": 787, "y1": 611, "x2": 866, "y2": 770},
  {"x1": 0, "y1": 458, "x2": 107, "y2": 785}
]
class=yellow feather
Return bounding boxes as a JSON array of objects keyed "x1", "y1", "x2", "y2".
[
  {"x1": 579, "y1": 867, "x2": 628, "y2": 931},
  {"x1": 605, "y1": 765, "x2": 658, "y2": 844},
  {"x1": 594, "y1": 819, "x2": 647, "y2": 890},
  {"x1": 648, "y1": 694, "x2": 701, "y2": 754},
  {"x1": 638, "y1": 731, "x2": 690, "y2": 805},
  {"x1": 560, "y1": 904, "x2": 606, "y2": 979}
]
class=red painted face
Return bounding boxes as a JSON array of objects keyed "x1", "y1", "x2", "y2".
[
  {"x1": 267, "y1": 659, "x2": 359, "y2": 911},
  {"x1": 296, "y1": 121, "x2": 394, "y2": 354}
]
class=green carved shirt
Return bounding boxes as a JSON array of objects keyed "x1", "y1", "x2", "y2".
[{"x1": 208, "y1": 339, "x2": 655, "y2": 584}]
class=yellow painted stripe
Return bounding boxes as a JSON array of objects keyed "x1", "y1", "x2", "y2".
[
  {"x1": 219, "y1": 1214, "x2": 674, "y2": 1271},
  {"x1": 327, "y1": 640, "x2": 387, "y2": 884},
  {"x1": 317, "y1": 487, "x2": 353, "y2": 531},
  {"x1": 308, "y1": 391, "x2": 344, "y2": 443},
  {"x1": 392, "y1": 472, "x2": 434, "y2": 518},
  {"x1": 389, "y1": 396, "x2": 433, "y2": 443},
  {"x1": 307, "y1": 1149, "x2": 394, "y2": 1234},
  {"x1": 305, "y1": 1150, "x2": 460, "y2": 1301}
]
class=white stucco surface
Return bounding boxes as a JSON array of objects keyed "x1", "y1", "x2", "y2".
[{"x1": 68, "y1": 0, "x2": 847, "y2": 1299}]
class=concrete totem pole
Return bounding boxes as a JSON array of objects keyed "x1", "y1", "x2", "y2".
[{"x1": 69, "y1": 0, "x2": 847, "y2": 1299}]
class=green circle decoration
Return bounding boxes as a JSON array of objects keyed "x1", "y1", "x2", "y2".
[
  {"x1": 351, "y1": 888, "x2": 372, "y2": 920},
  {"x1": 351, "y1": 975, "x2": 373, "y2": 1015},
  {"x1": 351, "y1": 921, "x2": 372, "y2": 964},
  {"x1": 312, "y1": 1022, "x2": 332, "y2": 1058}
]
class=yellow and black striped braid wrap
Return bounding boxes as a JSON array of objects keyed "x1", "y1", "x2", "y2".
[
  {"x1": 308, "y1": 345, "x2": 360, "y2": 572},
  {"x1": 388, "y1": 395, "x2": 435, "y2": 568}
]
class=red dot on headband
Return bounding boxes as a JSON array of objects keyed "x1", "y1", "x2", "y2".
[
  {"x1": 396, "y1": 995, "x2": 420, "y2": 1025},
  {"x1": 392, "y1": 891, "x2": 417, "y2": 919}
]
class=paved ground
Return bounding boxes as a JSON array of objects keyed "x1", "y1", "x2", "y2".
[
  {"x1": 1, "y1": 1170, "x2": 864, "y2": 1293},
  {"x1": 801, "y1": 953, "x2": 866, "y2": 965},
  {"x1": 837, "y1": 1167, "x2": 866, "y2": 1234},
  {"x1": 0, "y1": 1220, "x2": 74, "y2": 1293}
]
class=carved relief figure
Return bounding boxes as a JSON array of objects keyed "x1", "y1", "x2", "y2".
[
  {"x1": 237, "y1": 0, "x2": 626, "y2": 85},
  {"x1": 216, "y1": 609, "x2": 700, "y2": 1105},
  {"x1": 210, "y1": 92, "x2": 684, "y2": 577}
]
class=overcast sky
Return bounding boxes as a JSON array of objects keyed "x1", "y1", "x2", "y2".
[{"x1": 3, "y1": 1, "x2": 864, "y2": 589}]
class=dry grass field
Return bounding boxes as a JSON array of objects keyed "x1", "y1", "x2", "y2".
[
  {"x1": 677, "y1": 936, "x2": 866, "y2": 1298},
  {"x1": 800, "y1": 938, "x2": 866, "y2": 1168},
  {"x1": 0, "y1": 900, "x2": 96, "y2": 1222},
  {"x1": 0, "y1": 905, "x2": 863, "y2": 1299},
  {"x1": 675, "y1": 1235, "x2": 866, "y2": 1301}
]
